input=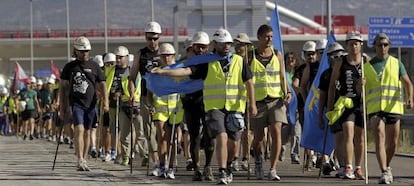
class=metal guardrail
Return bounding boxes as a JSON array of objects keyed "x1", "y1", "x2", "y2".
[{"x1": 401, "y1": 114, "x2": 414, "y2": 129}]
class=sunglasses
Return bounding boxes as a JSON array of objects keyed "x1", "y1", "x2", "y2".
[
  {"x1": 376, "y1": 43, "x2": 389, "y2": 47},
  {"x1": 146, "y1": 37, "x2": 159, "y2": 41},
  {"x1": 332, "y1": 55, "x2": 343, "y2": 59}
]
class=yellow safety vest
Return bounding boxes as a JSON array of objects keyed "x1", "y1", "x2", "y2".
[
  {"x1": 364, "y1": 56, "x2": 404, "y2": 115},
  {"x1": 153, "y1": 94, "x2": 183, "y2": 124},
  {"x1": 250, "y1": 49, "x2": 284, "y2": 101},
  {"x1": 105, "y1": 66, "x2": 141, "y2": 102},
  {"x1": 6, "y1": 96, "x2": 16, "y2": 114},
  {"x1": 325, "y1": 96, "x2": 354, "y2": 125},
  {"x1": 203, "y1": 54, "x2": 246, "y2": 113},
  {"x1": 0, "y1": 96, "x2": 7, "y2": 113}
]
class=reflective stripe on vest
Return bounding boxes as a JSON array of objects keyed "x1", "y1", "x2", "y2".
[
  {"x1": 250, "y1": 50, "x2": 284, "y2": 101},
  {"x1": 105, "y1": 66, "x2": 141, "y2": 102},
  {"x1": 153, "y1": 94, "x2": 182, "y2": 113},
  {"x1": 203, "y1": 54, "x2": 246, "y2": 113},
  {"x1": 364, "y1": 56, "x2": 404, "y2": 115}
]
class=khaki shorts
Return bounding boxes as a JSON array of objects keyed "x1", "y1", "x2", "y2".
[{"x1": 251, "y1": 98, "x2": 288, "y2": 130}]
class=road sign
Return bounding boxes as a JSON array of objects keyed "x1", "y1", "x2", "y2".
[{"x1": 368, "y1": 17, "x2": 414, "y2": 48}]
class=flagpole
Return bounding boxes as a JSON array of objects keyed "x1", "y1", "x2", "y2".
[
  {"x1": 326, "y1": 0, "x2": 332, "y2": 38},
  {"x1": 30, "y1": 0, "x2": 34, "y2": 75},
  {"x1": 104, "y1": 0, "x2": 108, "y2": 53},
  {"x1": 223, "y1": 0, "x2": 227, "y2": 29},
  {"x1": 66, "y1": 0, "x2": 70, "y2": 62},
  {"x1": 361, "y1": 55, "x2": 369, "y2": 184}
]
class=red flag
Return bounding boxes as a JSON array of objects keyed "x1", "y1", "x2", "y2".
[
  {"x1": 50, "y1": 60, "x2": 61, "y2": 79},
  {"x1": 15, "y1": 61, "x2": 29, "y2": 83}
]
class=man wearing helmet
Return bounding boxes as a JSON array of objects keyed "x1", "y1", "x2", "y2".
[
  {"x1": 151, "y1": 28, "x2": 257, "y2": 185},
  {"x1": 129, "y1": 21, "x2": 162, "y2": 174},
  {"x1": 19, "y1": 76, "x2": 41, "y2": 140},
  {"x1": 60, "y1": 36, "x2": 109, "y2": 171}
]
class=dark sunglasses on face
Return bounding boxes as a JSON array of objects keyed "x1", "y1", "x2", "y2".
[
  {"x1": 146, "y1": 37, "x2": 159, "y2": 41},
  {"x1": 332, "y1": 55, "x2": 343, "y2": 59},
  {"x1": 376, "y1": 43, "x2": 389, "y2": 47}
]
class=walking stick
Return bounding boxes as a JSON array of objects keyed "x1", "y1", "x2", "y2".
[
  {"x1": 115, "y1": 96, "x2": 120, "y2": 162},
  {"x1": 318, "y1": 118, "x2": 329, "y2": 179},
  {"x1": 52, "y1": 111, "x2": 63, "y2": 171},
  {"x1": 167, "y1": 94, "x2": 180, "y2": 171},
  {"x1": 246, "y1": 105, "x2": 251, "y2": 180},
  {"x1": 96, "y1": 102, "x2": 103, "y2": 162},
  {"x1": 361, "y1": 56, "x2": 368, "y2": 184},
  {"x1": 130, "y1": 105, "x2": 134, "y2": 174},
  {"x1": 146, "y1": 107, "x2": 152, "y2": 176}
]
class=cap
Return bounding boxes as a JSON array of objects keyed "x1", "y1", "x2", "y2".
[
  {"x1": 234, "y1": 33, "x2": 252, "y2": 44},
  {"x1": 192, "y1": 31, "x2": 210, "y2": 45},
  {"x1": 114, "y1": 46, "x2": 129, "y2": 56},
  {"x1": 73, "y1": 36, "x2": 91, "y2": 50},
  {"x1": 302, "y1": 41, "x2": 316, "y2": 52},
  {"x1": 104, "y1": 53, "x2": 116, "y2": 63},
  {"x1": 212, "y1": 28, "x2": 233, "y2": 43},
  {"x1": 93, "y1": 55, "x2": 104, "y2": 68},
  {"x1": 159, "y1": 43, "x2": 176, "y2": 55},
  {"x1": 327, "y1": 42, "x2": 345, "y2": 54},
  {"x1": 346, "y1": 31, "x2": 363, "y2": 42},
  {"x1": 315, "y1": 39, "x2": 328, "y2": 50},
  {"x1": 373, "y1": 33, "x2": 391, "y2": 45},
  {"x1": 144, "y1": 21, "x2": 162, "y2": 34}
]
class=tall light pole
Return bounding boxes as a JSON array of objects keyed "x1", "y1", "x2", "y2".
[
  {"x1": 223, "y1": 0, "x2": 227, "y2": 29},
  {"x1": 151, "y1": 0, "x2": 154, "y2": 21},
  {"x1": 104, "y1": 0, "x2": 108, "y2": 53},
  {"x1": 326, "y1": 0, "x2": 332, "y2": 37},
  {"x1": 30, "y1": 0, "x2": 34, "y2": 75},
  {"x1": 66, "y1": 0, "x2": 70, "y2": 62}
]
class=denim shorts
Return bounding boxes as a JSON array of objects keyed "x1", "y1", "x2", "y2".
[{"x1": 71, "y1": 104, "x2": 97, "y2": 130}]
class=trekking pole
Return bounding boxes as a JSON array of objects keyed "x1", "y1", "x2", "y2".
[
  {"x1": 146, "y1": 107, "x2": 152, "y2": 176},
  {"x1": 318, "y1": 119, "x2": 329, "y2": 179},
  {"x1": 246, "y1": 103, "x2": 251, "y2": 180},
  {"x1": 96, "y1": 102, "x2": 103, "y2": 162},
  {"x1": 130, "y1": 105, "x2": 134, "y2": 174},
  {"x1": 361, "y1": 55, "x2": 368, "y2": 184},
  {"x1": 167, "y1": 94, "x2": 179, "y2": 172},
  {"x1": 52, "y1": 111, "x2": 64, "y2": 171},
  {"x1": 115, "y1": 96, "x2": 120, "y2": 162}
]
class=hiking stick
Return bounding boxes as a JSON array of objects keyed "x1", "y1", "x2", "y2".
[
  {"x1": 130, "y1": 106, "x2": 134, "y2": 174},
  {"x1": 167, "y1": 94, "x2": 180, "y2": 171},
  {"x1": 361, "y1": 55, "x2": 368, "y2": 184},
  {"x1": 52, "y1": 112, "x2": 63, "y2": 171},
  {"x1": 318, "y1": 120, "x2": 329, "y2": 179},
  {"x1": 115, "y1": 96, "x2": 120, "y2": 162}
]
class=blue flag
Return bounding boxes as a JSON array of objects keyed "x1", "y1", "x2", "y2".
[
  {"x1": 270, "y1": 0, "x2": 297, "y2": 125},
  {"x1": 300, "y1": 32, "x2": 336, "y2": 155},
  {"x1": 144, "y1": 53, "x2": 222, "y2": 97}
]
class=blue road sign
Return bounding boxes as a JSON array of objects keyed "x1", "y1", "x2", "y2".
[{"x1": 369, "y1": 17, "x2": 414, "y2": 48}]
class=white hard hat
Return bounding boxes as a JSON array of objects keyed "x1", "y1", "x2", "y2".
[
  {"x1": 29, "y1": 76, "x2": 37, "y2": 83},
  {"x1": 128, "y1": 54, "x2": 134, "y2": 67},
  {"x1": 37, "y1": 79, "x2": 43, "y2": 86},
  {"x1": 93, "y1": 55, "x2": 104, "y2": 68},
  {"x1": 159, "y1": 43, "x2": 176, "y2": 55},
  {"x1": 327, "y1": 42, "x2": 345, "y2": 54},
  {"x1": 192, "y1": 31, "x2": 210, "y2": 45},
  {"x1": 114, "y1": 46, "x2": 129, "y2": 56},
  {"x1": 50, "y1": 74, "x2": 56, "y2": 80},
  {"x1": 104, "y1": 53, "x2": 116, "y2": 63},
  {"x1": 47, "y1": 77, "x2": 56, "y2": 84},
  {"x1": 212, "y1": 28, "x2": 233, "y2": 43},
  {"x1": 73, "y1": 36, "x2": 91, "y2": 51},
  {"x1": 315, "y1": 39, "x2": 328, "y2": 50},
  {"x1": 346, "y1": 31, "x2": 363, "y2": 42},
  {"x1": 1, "y1": 87, "x2": 7, "y2": 95},
  {"x1": 144, "y1": 21, "x2": 162, "y2": 34},
  {"x1": 302, "y1": 41, "x2": 316, "y2": 52}
]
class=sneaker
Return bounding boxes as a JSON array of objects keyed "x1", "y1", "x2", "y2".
[
  {"x1": 29, "y1": 134, "x2": 34, "y2": 140},
  {"x1": 69, "y1": 141, "x2": 74, "y2": 149},
  {"x1": 102, "y1": 153, "x2": 111, "y2": 162},
  {"x1": 48, "y1": 136, "x2": 53, "y2": 141},
  {"x1": 159, "y1": 166, "x2": 166, "y2": 178},
  {"x1": 227, "y1": 171, "x2": 233, "y2": 183},
  {"x1": 291, "y1": 154, "x2": 300, "y2": 164},
  {"x1": 23, "y1": 134, "x2": 27, "y2": 140},
  {"x1": 203, "y1": 167, "x2": 215, "y2": 181},
  {"x1": 141, "y1": 156, "x2": 149, "y2": 167},
  {"x1": 217, "y1": 170, "x2": 228, "y2": 185},
  {"x1": 90, "y1": 148, "x2": 98, "y2": 158},
  {"x1": 77, "y1": 160, "x2": 91, "y2": 171},
  {"x1": 268, "y1": 169, "x2": 281, "y2": 181},
  {"x1": 241, "y1": 159, "x2": 249, "y2": 171},
  {"x1": 387, "y1": 167, "x2": 393, "y2": 183},
  {"x1": 186, "y1": 159, "x2": 194, "y2": 171},
  {"x1": 379, "y1": 172, "x2": 392, "y2": 184},
  {"x1": 354, "y1": 168, "x2": 365, "y2": 180},
  {"x1": 150, "y1": 165, "x2": 160, "y2": 177},
  {"x1": 120, "y1": 156, "x2": 129, "y2": 166},
  {"x1": 110, "y1": 150, "x2": 117, "y2": 161},
  {"x1": 192, "y1": 170, "x2": 203, "y2": 181},
  {"x1": 255, "y1": 161, "x2": 264, "y2": 180},
  {"x1": 166, "y1": 168, "x2": 175, "y2": 179},
  {"x1": 231, "y1": 160, "x2": 240, "y2": 172},
  {"x1": 322, "y1": 162, "x2": 332, "y2": 175},
  {"x1": 344, "y1": 166, "x2": 355, "y2": 179},
  {"x1": 64, "y1": 137, "x2": 70, "y2": 144}
]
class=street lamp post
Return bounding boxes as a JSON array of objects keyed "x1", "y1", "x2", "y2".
[
  {"x1": 30, "y1": 0, "x2": 34, "y2": 75},
  {"x1": 66, "y1": 0, "x2": 70, "y2": 62}
]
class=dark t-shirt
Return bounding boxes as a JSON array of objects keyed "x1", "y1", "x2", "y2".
[
  {"x1": 39, "y1": 89, "x2": 53, "y2": 108},
  {"x1": 139, "y1": 47, "x2": 160, "y2": 96},
  {"x1": 319, "y1": 68, "x2": 332, "y2": 92},
  {"x1": 109, "y1": 67, "x2": 126, "y2": 107},
  {"x1": 293, "y1": 63, "x2": 306, "y2": 82},
  {"x1": 338, "y1": 56, "x2": 362, "y2": 105},
  {"x1": 61, "y1": 59, "x2": 105, "y2": 108},
  {"x1": 189, "y1": 55, "x2": 252, "y2": 82},
  {"x1": 309, "y1": 62, "x2": 320, "y2": 86}
]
